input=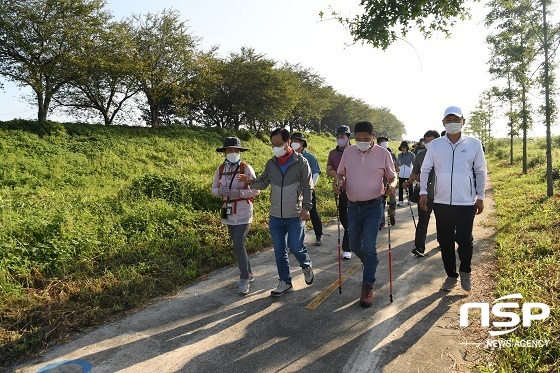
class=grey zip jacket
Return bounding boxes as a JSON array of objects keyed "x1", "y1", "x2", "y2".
[
  {"x1": 420, "y1": 134, "x2": 487, "y2": 206},
  {"x1": 252, "y1": 151, "x2": 313, "y2": 218}
]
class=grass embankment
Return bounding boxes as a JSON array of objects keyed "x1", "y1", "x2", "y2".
[
  {"x1": 482, "y1": 137, "x2": 560, "y2": 372},
  {"x1": 0, "y1": 120, "x2": 343, "y2": 368}
]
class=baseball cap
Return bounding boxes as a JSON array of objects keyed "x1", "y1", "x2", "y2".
[{"x1": 443, "y1": 106, "x2": 463, "y2": 118}]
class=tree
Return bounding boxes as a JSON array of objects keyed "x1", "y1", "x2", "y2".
[
  {"x1": 190, "y1": 48, "x2": 296, "y2": 132},
  {"x1": 321, "y1": 94, "x2": 405, "y2": 139},
  {"x1": 540, "y1": 0, "x2": 556, "y2": 196},
  {"x1": 371, "y1": 107, "x2": 405, "y2": 140},
  {"x1": 129, "y1": 9, "x2": 199, "y2": 127},
  {"x1": 486, "y1": 0, "x2": 539, "y2": 173},
  {"x1": 0, "y1": 0, "x2": 110, "y2": 124},
  {"x1": 324, "y1": 0, "x2": 475, "y2": 50},
  {"x1": 280, "y1": 63, "x2": 334, "y2": 133},
  {"x1": 55, "y1": 21, "x2": 140, "y2": 125},
  {"x1": 466, "y1": 90, "x2": 495, "y2": 148}
]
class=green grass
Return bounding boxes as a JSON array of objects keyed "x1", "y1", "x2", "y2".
[
  {"x1": 0, "y1": 120, "x2": 345, "y2": 368},
  {"x1": 480, "y1": 136, "x2": 560, "y2": 372}
]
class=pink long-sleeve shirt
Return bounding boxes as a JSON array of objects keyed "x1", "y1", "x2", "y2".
[
  {"x1": 337, "y1": 144, "x2": 397, "y2": 202},
  {"x1": 211, "y1": 162, "x2": 260, "y2": 225}
]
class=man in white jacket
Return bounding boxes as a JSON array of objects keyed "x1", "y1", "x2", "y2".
[{"x1": 418, "y1": 106, "x2": 487, "y2": 292}]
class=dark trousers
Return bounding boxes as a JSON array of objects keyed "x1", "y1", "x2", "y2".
[
  {"x1": 433, "y1": 203, "x2": 476, "y2": 278},
  {"x1": 310, "y1": 190, "x2": 323, "y2": 237},
  {"x1": 337, "y1": 190, "x2": 350, "y2": 252},
  {"x1": 415, "y1": 198, "x2": 434, "y2": 250},
  {"x1": 398, "y1": 177, "x2": 413, "y2": 202}
]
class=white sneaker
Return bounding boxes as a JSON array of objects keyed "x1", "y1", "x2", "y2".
[
  {"x1": 238, "y1": 279, "x2": 250, "y2": 295},
  {"x1": 342, "y1": 251, "x2": 352, "y2": 259},
  {"x1": 397, "y1": 201, "x2": 404, "y2": 207},
  {"x1": 303, "y1": 266, "x2": 314, "y2": 285},
  {"x1": 270, "y1": 280, "x2": 293, "y2": 297}
]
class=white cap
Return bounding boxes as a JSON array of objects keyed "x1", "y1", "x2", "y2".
[{"x1": 443, "y1": 106, "x2": 463, "y2": 118}]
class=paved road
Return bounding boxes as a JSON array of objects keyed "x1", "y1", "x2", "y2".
[{"x1": 15, "y1": 193, "x2": 494, "y2": 373}]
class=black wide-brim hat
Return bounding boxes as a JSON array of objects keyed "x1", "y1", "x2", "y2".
[
  {"x1": 290, "y1": 132, "x2": 307, "y2": 146},
  {"x1": 216, "y1": 137, "x2": 248, "y2": 152}
]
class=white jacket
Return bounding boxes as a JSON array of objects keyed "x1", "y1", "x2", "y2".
[{"x1": 420, "y1": 134, "x2": 486, "y2": 206}]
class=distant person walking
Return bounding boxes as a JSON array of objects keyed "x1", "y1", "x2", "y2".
[
  {"x1": 334, "y1": 121, "x2": 397, "y2": 307},
  {"x1": 404, "y1": 130, "x2": 440, "y2": 257},
  {"x1": 419, "y1": 106, "x2": 487, "y2": 292},
  {"x1": 238, "y1": 128, "x2": 315, "y2": 297},
  {"x1": 211, "y1": 137, "x2": 261, "y2": 295},
  {"x1": 397, "y1": 141, "x2": 415, "y2": 206},
  {"x1": 326, "y1": 125, "x2": 352, "y2": 259},
  {"x1": 377, "y1": 136, "x2": 398, "y2": 229},
  {"x1": 291, "y1": 132, "x2": 324, "y2": 246}
]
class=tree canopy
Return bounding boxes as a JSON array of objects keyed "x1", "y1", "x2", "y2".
[
  {"x1": 324, "y1": 0, "x2": 475, "y2": 50},
  {"x1": 0, "y1": 0, "x2": 110, "y2": 124},
  {"x1": 0, "y1": 0, "x2": 406, "y2": 139}
]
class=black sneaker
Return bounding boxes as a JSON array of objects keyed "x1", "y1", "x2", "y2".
[{"x1": 411, "y1": 248, "x2": 425, "y2": 257}]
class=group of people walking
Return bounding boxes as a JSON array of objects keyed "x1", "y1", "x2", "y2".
[{"x1": 211, "y1": 105, "x2": 487, "y2": 307}]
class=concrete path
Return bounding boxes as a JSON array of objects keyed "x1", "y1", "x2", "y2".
[{"x1": 15, "y1": 192, "x2": 494, "y2": 373}]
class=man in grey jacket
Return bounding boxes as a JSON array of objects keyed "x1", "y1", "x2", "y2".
[
  {"x1": 404, "y1": 130, "x2": 440, "y2": 257},
  {"x1": 238, "y1": 128, "x2": 315, "y2": 297},
  {"x1": 419, "y1": 106, "x2": 487, "y2": 292}
]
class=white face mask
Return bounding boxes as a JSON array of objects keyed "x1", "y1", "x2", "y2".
[
  {"x1": 291, "y1": 142, "x2": 301, "y2": 151},
  {"x1": 355, "y1": 141, "x2": 372, "y2": 152},
  {"x1": 273, "y1": 145, "x2": 287, "y2": 158},
  {"x1": 445, "y1": 122, "x2": 463, "y2": 135},
  {"x1": 337, "y1": 138, "x2": 348, "y2": 148},
  {"x1": 424, "y1": 142, "x2": 431, "y2": 150},
  {"x1": 226, "y1": 152, "x2": 240, "y2": 163},
  {"x1": 379, "y1": 141, "x2": 388, "y2": 149}
]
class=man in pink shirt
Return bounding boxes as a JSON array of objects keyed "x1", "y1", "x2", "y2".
[{"x1": 334, "y1": 121, "x2": 397, "y2": 307}]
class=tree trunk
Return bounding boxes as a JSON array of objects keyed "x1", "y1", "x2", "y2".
[
  {"x1": 543, "y1": 0, "x2": 553, "y2": 196},
  {"x1": 522, "y1": 84, "x2": 527, "y2": 174},
  {"x1": 37, "y1": 92, "x2": 48, "y2": 125},
  {"x1": 508, "y1": 76, "x2": 514, "y2": 165},
  {"x1": 149, "y1": 102, "x2": 159, "y2": 127}
]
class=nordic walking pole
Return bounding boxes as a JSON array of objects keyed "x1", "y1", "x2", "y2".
[
  {"x1": 335, "y1": 194, "x2": 342, "y2": 294},
  {"x1": 387, "y1": 196, "x2": 393, "y2": 303},
  {"x1": 406, "y1": 188, "x2": 417, "y2": 229}
]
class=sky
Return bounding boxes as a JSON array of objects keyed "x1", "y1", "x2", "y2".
[{"x1": 1, "y1": 0, "x2": 559, "y2": 141}]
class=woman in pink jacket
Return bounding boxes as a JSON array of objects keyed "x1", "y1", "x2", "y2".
[{"x1": 211, "y1": 137, "x2": 260, "y2": 295}]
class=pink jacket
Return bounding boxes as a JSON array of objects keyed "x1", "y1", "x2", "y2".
[{"x1": 211, "y1": 162, "x2": 260, "y2": 225}]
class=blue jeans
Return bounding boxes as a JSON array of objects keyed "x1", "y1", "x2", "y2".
[
  {"x1": 269, "y1": 216, "x2": 312, "y2": 283},
  {"x1": 348, "y1": 199, "x2": 382, "y2": 285}
]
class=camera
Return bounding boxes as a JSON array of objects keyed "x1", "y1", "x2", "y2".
[{"x1": 221, "y1": 205, "x2": 232, "y2": 219}]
